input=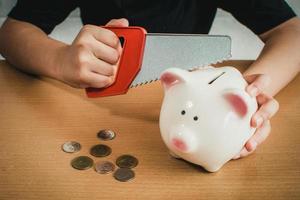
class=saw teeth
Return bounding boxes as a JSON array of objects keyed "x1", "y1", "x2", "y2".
[
  {"x1": 129, "y1": 78, "x2": 160, "y2": 88},
  {"x1": 186, "y1": 54, "x2": 231, "y2": 72},
  {"x1": 129, "y1": 53, "x2": 230, "y2": 88},
  {"x1": 129, "y1": 84, "x2": 138, "y2": 88}
]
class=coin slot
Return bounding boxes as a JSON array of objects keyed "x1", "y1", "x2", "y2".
[{"x1": 208, "y1": 72, "x2": 225, "y2": 84}]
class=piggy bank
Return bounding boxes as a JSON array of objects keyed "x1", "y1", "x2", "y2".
[{"x1": 159, "y1": 66, "x2": 258, "y2": 172}]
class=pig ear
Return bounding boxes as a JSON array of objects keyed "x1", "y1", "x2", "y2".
[
  {"x1": 160, "y1": 68, "x2": 188, "y2": 90},
  {"x1": 223, "y1": 90, "x2": 249, "y2": 117}
]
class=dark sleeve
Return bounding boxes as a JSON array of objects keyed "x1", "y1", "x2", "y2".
[
  {"x1": 217, "y1": 0, "x2": 297, "y2": 35},
  {"x1": 8, "y1": 0, "x2": 77, "y2": 34}
]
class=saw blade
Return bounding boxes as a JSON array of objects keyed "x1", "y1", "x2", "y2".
[{"x1": 130, "y1": 33, "x2": 231, "y2": 87}]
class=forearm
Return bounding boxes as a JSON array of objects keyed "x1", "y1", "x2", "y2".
[
  {"x1": 0, "y1": 18, "x2": 67, "y2": 79},
  {"x1": 243, "y1": 17, "x2": 300, "y2": 97}
]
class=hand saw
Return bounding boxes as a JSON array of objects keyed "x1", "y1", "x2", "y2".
[{"x1": 86, "y1": 27, "x2": 231, "y2": 98}]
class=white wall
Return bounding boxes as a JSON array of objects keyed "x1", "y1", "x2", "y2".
[{"x1": 0, "y1": 0, "x2": 299, "y2": 60}]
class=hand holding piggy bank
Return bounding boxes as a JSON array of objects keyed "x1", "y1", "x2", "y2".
[{"x1": 159, "y1": 66, "x2": 258, "y2": 172}]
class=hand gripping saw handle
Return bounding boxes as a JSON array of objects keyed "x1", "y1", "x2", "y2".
[{"x1": 86, "y1": 27, "x2": 147, "y2": 98}]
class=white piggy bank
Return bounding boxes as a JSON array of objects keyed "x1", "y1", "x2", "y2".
[{"x1": 159, "y1": 66, "x2": 258, "y2": 172}]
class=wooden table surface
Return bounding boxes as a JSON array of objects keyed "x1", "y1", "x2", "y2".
[{"x1": 0, "y1": 60, "x2": 299, "y2": 200}]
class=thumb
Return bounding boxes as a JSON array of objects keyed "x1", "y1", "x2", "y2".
[{"x1": 106, "y1": 18, "x2": 129, "y2": 27}]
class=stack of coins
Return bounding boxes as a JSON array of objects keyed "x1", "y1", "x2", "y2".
[
  {"x1": 114, "y1": 155, "x2": 138, "y2": 182},
  {"x1": 61, "y1": 129, "x2": 139, "y2": 182}
]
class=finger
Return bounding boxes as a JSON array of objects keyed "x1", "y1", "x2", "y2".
[
  {"x1": 240, "y1": 147, "x2": 253, "y2": 158},
  {"x1": 85, "y1": 72, "x2": 114, "y2": 88},
  {"x1": 88, "y1": 58, "x2": 115, "y2": 76},
  {"x1": 81, "y1": 25, "x2": 120, "y2": 49},
  {"x1": 106, "y1": 18, "x2": 129, "y2": 27},
  {"x1": 106, "y1": 18, "x2": 128, "y2": 53},
  {"x1": 256, "y1": 92, "x2": 273, "y2": 105},
  {"x1": 243, "y1": 74, "x2": 260, "y2": 83},
  {"x1": 109, "y1": 56, "x2": 121, "y2": 85},
  {"x1": 245, "y1": 120, "x2": 271, "y2": 152},
  {"x1": 251, "y1": 97, "x2": 279, "y2": 127},
  {"x1": 244, "y1": 74, "x2": 271, "y2": 97},
  {"x1": 232, "y1": 147, "x2": 251, "y2": 159},
  {"x1": 232, "y1": 120, "x2": 271, "y2": 160},
  {"x1": 90, "y1": 39, "x2": 119, "y2": 64}
]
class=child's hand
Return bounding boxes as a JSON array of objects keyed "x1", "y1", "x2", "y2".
[
  {"x1": 233, "y1": 74, "x2": 279, "y2": 159},
  {"x1": 56, "y1": 18, "x2": 128, "y2": 88}
]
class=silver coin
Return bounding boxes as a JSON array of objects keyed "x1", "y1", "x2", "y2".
[
  {"x1": 97, "y1": 129, "x2": 116, "y2": 140},
  {"x1": 62, "y1": 141, "x2": 81, "y2": 153},
  {"x1": 113, "y1": 168, "x2": 135, "y2": 182},
  {"x1": 94, "y1": 161, "x2": 115, "y2": 174}
]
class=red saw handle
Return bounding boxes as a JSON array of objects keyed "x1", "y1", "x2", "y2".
[{"x1": 86, "y1": 26, "x2": 147, "y2": 98}]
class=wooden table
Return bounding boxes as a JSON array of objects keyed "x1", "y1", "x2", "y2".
[{"x1": 0, "y1": 60, "x2": 299, "y2": 200}]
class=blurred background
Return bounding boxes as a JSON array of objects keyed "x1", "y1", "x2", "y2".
[{"x1": 0, "y1": 0, "x2": 299, "y2": 60}]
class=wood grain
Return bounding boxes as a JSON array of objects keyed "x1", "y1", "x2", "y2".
[{"x1": 0, "y1": 60, "x2": 299, "y2": 200}]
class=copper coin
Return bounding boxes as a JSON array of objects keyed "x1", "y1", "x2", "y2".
[
  {"x1": 71, "y1": 156, "x2": 93, "y2": 170},
  {"x1": 94, "y1": 161, "x2": 115, "y2": 174},
  {"x1": 62, "y1": 141, "x2": 81, "y2": 153},
  {"x1": 116, "y1": 155, "x2": 138, "y2": 169},
  {"x1": 97, "y1": 129, "x2": 116, "y2": 141},
  {"x1": 90, "y1": 144, "x2": 112, "y2": 157},
  {"x1": 113, "y1": 168, "x2": 135, "y2": 182}
]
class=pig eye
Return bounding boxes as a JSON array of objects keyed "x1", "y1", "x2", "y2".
[
  {"x1": 193, "y1": 116, "x2": 199, "y2": 121},
  {"x1": 181, "y1": 110, "x2": 186, "y2": 115}
]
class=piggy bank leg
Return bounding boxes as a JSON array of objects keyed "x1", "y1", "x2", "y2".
[
  {"x1": 169, "y1": 151, "x2": 181, "y2": 159},
  {"x1": 203, "y1": 164, "x2": 223, "y2": 173}
]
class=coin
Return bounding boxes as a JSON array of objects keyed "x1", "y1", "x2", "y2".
[
  {"x1": 116, "y1": 155, "x2": 138, "y2": 169},
  {"x1": 62, "y1": 141, "x2": 81, "y2": 153},
  {"x1": 90, "y1": 144, "x2": 112, "y2": 157},
  {"x1": 94, "y1": 161, "x2": 115, "y2": 174},
  {"x1": 97, "y1": 129, "x2": 116, "y2": 141},
  {"x1": 71, "y1": 156, "x2": 93, "y2": 170},
  {"x1": 113, "y1": 168, "x2": 135, "y2": 182}
]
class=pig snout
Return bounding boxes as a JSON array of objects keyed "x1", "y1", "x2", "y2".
[
  {"x1": 169, "y1": 128, "x2": 198, "y2": 153},
  {"x1": 172, "y1": 138, "x2": 188, "y2": 152}
]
